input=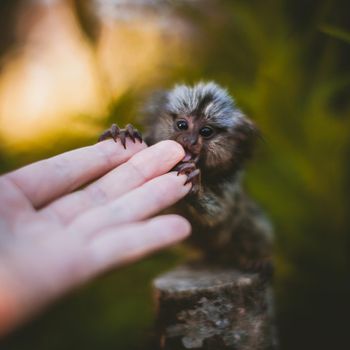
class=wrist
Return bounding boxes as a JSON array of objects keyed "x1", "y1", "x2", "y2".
[{"x1": 0, "y1": 266, "x2": 21, "y2": 336}]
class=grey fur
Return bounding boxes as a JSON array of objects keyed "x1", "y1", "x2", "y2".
[
  {"x1": 145, "y1": 82, "x2": 245, "y2": 129},
  {"x1": 167, "y1": 82, "x2": 240, "y2": 127},
  {"x1": 143, "y1": 82, "x2": 273, "y2": 273}
]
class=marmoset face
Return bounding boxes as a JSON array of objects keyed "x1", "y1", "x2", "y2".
[{"x1": 146, "y1": 82, "x2": 257, "y2": 171}]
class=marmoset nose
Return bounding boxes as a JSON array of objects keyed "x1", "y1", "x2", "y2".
[{"x1": 184, "y1": 135, "x2": 198, "y2": 146}]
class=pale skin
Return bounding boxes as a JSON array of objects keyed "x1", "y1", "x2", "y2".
[{"x1": 0, "y1": 139, "x2": 191, "y2": 336}]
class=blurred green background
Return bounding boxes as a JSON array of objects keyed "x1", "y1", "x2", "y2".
[{"x1": 0, "y1": 0, "x2": 349, "y2": 349}]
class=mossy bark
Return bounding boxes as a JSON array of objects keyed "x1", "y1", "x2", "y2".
[{"x1": 153, "y1": 265, "x2": 277, "y2": 350}]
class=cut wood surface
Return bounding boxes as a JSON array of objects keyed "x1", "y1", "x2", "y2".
[{"x1": 153, "y1": 265, "x2": 277, "y2": 350}]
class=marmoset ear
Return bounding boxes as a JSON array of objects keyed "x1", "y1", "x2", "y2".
[{"x1": 233, "y1": 116, "x2": 259, "y2": 165}]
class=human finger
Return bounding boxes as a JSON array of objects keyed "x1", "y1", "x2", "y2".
[
  {"x1": 85, "y1": 215, "x2": 191, "y2": 274},
  {"x1": 6, "y1": 139, "x2": 146, "y2": 209},
  {"x1": 68, "y1": 172, "x2": 191, "y2": 236},
  {"x1": 0, "y1": 213, "x2": 190, "y2": 335},
  {"x1": 0, "y1": 177, "x2": 35, "y2": 221},
  {"x1": 42, "y1": 141, "x2": 185, "y2": 224}
]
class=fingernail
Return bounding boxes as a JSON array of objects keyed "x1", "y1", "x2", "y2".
[
  {"x1": 182, "y1": 178, "x2": 192, "y2": 192},
  {"x1": 169, "y1": 171, "x2": 187, "y2": 183},
  {"x1": 184, "y1": 182, "x2": 192, "y2": 192},
  {"x1": 159, "y1": 140, "x2": 185, "y2": 159}
]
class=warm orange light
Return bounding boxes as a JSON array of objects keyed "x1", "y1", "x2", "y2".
[
  {"x1": 0, "y1": 0, "x2": 190, "y2": 151},
  {"x1": 0, "y1": 2, "x2": 106, "y2": 147}
]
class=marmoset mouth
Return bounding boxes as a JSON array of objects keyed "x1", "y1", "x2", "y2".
[
  {"x1": 182, "y1": 149, "x2": 200, "y2": 163},
  {"x1": 182, "y1": 150, "x2": 193, "y2": 162}
]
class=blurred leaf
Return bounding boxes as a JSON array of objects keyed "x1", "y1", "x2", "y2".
[{"x1": 319, "y1": 24, "x2": 350, "y2": 44}]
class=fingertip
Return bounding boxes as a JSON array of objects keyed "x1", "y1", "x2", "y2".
[
  {"x1": 157, "y1": 140, "x2": 185, "y2": 160},
  {"x1": 125, "y1": 140, "x2": 185, "y2": 180},
  {"x1": 86, "y1": 214, "x2": 192, "y2": 273},
  {"x1": 169, "y1": 215, "x2": 192, "y2": 239},
  {"x1": 167, "y1": 172, "x2": 192, "y2": 194},
  {"x1": 151, "y1": 214, "x2": 192, "y2": 241}
]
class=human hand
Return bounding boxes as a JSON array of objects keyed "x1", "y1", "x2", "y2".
[{"x1": 0, "y1": 139, "x2": 191, "y2": 335}]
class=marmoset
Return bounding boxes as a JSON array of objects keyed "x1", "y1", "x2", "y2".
[{"x1": 99, "y1": 82, "x2": 273, "y2": 275}]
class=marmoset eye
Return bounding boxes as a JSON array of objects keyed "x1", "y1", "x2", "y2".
[
  {"x1": 199, "y1": 126, "x2": 214, "y2": 138},
  {"x1": 176, "y1": 120, "x2": 188, "y2": 130}
]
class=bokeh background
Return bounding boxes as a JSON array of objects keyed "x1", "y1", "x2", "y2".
[{"x1": 0, "y1": 0, "x2": 349, "y2": 349}]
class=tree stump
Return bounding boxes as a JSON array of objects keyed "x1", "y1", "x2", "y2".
[{"x1": 153, "y1": 265, "x2": 277, "y2": 350}]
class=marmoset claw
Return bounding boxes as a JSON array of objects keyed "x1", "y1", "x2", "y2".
[
  {"x1": 174, "y1": 161, "x2": 201, "y2": 195},
  {"x1": 184, "y1": 169, "x2": 200, "y2": 185},
  {"x1": 174, "y1": 162, "x2": 196, "y2": 174},
  {"x1": 98, "y1": 123, "x2": 143, "y2": 149}
]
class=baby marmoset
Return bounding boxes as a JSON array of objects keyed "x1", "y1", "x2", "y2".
[
  {"x1": 143, "y1": 82, "x2": 273, "y2": 274},
  {"x1": 99, "y1": 82, "x2": 273, "y2": 274}
]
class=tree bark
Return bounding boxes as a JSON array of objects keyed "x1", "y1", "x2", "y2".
[{"x1": 153, "y1": 265, "x2": 277, "y2": 350}]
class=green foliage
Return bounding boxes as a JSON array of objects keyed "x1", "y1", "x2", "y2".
[
  {"x1": 1, "y1": 0, "x2": 349, "y2": 349},
  {"x1": 320, "y1": 24, "x2": 350, "y2": 44}
]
